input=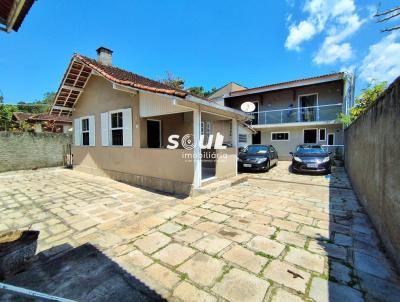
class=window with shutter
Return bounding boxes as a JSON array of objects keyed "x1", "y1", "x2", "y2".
[
  {"x1": 81, "y1": 118, "x2": 90, "y2": 146},
  {"x1": 110, "y1": 112, "x2": 123, "y2": 146}
]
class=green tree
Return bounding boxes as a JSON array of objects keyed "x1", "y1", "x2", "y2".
[
  {"x1": 204, "y1": 87, "x2": 217, "y2": 97},
  {"x1": 187, "y1": 86, "x2": 206, "y2": 97},
  {"x1": 351, "y1": 82, "x2": 387, "y2": 118},
  {"x1": 186, "y1": 86, "x2": 218, "y2": 98},
  {"x1": 161, "y1": 72, "x2": 185, "y2": 89},
  {"x1": 0, "y1": 92, "x2": 55, "y2": 130},
  {"x1": 338, "y1": 82, "x2": 388, "y2": 125}
]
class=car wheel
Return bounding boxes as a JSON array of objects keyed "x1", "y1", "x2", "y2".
[{"x1": 265, "y1": 161, "x2": 270, "y2": 172}]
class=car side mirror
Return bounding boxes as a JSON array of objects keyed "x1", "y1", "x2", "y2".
[
  {"x1": 289, "y1": 152, "x2": 293, "y2": 155},
  {"x1": 238, "y1": 147, "x2": 244, "y2": 153},
  {"x1": 328, "y1": 151, "x2": 332, "y2": 155}
]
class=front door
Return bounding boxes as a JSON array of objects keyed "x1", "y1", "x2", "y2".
[
  {"x1": 253, "y1": 131, "x2": 261, "y2": 144},
  {"x1": 147, "y1": 120, "x2": 161, "y2": 148},
  {"x1": 304, "y1": 129, "x2": 317, "y2": 144},
  {"x1": 299, "y1": 94, "x2": 317, "y2": 121}
]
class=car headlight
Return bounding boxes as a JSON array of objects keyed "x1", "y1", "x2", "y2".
[
  {"x1": 293, "y1": 156, "x2": 302, "y2": 162},
  {"x1": 256, "y1": 158, "x2": 267, "y2": 164},
  {"x1": 322, "y1": 156, "x2": 330, "y2": 163}
]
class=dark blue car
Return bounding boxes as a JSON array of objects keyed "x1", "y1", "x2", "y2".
[{"x1": 290, "y1": 145, "x2": 332, "y2": 174}]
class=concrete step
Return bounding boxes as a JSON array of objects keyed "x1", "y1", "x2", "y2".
[{"x1": 192, "y1": 175, "x2": 248, "y2": 196}]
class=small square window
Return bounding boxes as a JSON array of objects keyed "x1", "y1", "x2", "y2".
[
  {"x1": 271, "y1": 132, "x2": 289, "y2": 141},
  {"x1": 239, "y1": 134, "x2": 247, "y2": 143}
]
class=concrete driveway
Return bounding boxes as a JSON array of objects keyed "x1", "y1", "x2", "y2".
[{"x1": 1, "y1": 164, "x2": 399, "y2": 302}]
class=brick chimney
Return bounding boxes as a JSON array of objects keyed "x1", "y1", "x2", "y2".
[{"x1": 96, "y1": 47, "x2": 113, "y2": 66}]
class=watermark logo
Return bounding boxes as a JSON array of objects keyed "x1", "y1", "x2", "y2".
[
  {"x1": 167, "y1": 133, "x2": 228, "y2": 162},
  {"x1": 167, "y1": 133, "x2": 226, "y2": 150}
]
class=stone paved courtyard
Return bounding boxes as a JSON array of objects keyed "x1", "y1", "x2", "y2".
[{"x1": 1, "y1": 163, "x2": 400, "y2": 301}]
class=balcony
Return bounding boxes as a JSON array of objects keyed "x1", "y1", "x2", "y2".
[{"x1": 249, "y1": 103, "x2": 342, "y2": 125}]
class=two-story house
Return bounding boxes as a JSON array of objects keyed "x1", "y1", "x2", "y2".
[{"x1": 218, "y1": 73, "x2": 354, "y2": 159}]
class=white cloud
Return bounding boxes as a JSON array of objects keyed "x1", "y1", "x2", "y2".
[
  {"x1": 285, "y1": 21, "x2": 317, "y2": 51},
  {"x1": 314, "y1": 40, "x2": 352, "y2": 64},
  {"x1": 340, "y1": 64, "x2": 356, "y2": 73},
  {"x1": 285, "y1": 0, "x2": 365, "y2": 65},
  {"x1": 359, "y1": 32, "x2": 400, "y2": 84},
  {"x1": 332, "y1": 0, "x2": 355, "y2": 17}
]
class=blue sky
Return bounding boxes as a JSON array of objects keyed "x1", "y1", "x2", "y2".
[{"x1": 0, "y1": 0, "x2": 399, "y2": 104}]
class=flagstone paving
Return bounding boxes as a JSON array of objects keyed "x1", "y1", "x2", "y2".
[{"x1": 1, "y1": 163, "x2": 400, "y2": 302}]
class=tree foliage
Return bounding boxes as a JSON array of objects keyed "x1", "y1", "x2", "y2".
[
  {"x1": 187, "y1": 86, "x2": 217, "y2": 98},
  {"x1": 161, "y1": 72, "x2": 218, "y2": 98},
  {"x1": 338, "y1": 82, "x2": 387, "y2": 126},
  {"x1": 161, "y1": 72, "x2": 185, "y2": 90},
  {"x1": 0, "y1": 92, "x2": 55, "y2": 131}
]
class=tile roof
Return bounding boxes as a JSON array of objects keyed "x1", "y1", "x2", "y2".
[
  {"x1": 13, "y1": 112, "x2": 71, "y2": 123},
  {"x1": 12, "y1": 112, "x2": 31, "y2": 121},
  {"x1": 76, "y1": 54, "x2": 188, "y2": 98}
]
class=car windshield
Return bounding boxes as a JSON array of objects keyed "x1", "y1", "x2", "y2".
[
  {"x1": 296, "y1": 146, "x2": 325, "y2": 154},
  {"x1": 245, "y1": 146, "x2": 268, "y2": 154}
]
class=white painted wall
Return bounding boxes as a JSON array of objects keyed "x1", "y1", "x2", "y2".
[{"x1": 260, "y1": 124, "x2": 343, "y2": 160}]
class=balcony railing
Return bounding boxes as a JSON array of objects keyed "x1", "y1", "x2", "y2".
[{"x1": 249, "y1": 103, "x2": 342, "y2": 125}]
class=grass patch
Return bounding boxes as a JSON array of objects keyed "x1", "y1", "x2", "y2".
[
  {"x1": 255, "y1": 251, "x2": 274, "y2": 259},
  {"x1": 215, "y1": 265, "x2": 232, "y2": 283},
  {"x1": 179, "y1": 273, "x2": 188, "y2": 281}
]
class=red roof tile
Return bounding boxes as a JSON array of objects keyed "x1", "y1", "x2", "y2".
[
  {"x1": 75, "y1": 54, "x2": 188, "y2": 98},
  {"x1": 13, "y1": 112, "x2": 71, "y2": 123}
]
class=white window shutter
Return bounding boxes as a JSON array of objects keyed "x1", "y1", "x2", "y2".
[
  {"x1": 74, "y1": 118, "x2": 81, "y2": 146},
  {"x1": 101, "y1": 112, "x2": 109, "y2": 146},
  {"x1": 122, "y1": 108, "x2": 132, "y2": 147},
  {"x1": 89, "y1": 115, "x2": 95, "y2": 146}
]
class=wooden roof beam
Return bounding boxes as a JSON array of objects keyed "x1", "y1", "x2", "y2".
[
  {"x1": 52, "y1": 105, "x2": 74, "y2": 112},
  {"x1": 61, "y1": 85, "x2": 84, "y2": 92}
]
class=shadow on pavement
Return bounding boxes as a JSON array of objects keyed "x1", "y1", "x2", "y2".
[{"x1": 0, "y1": 243, "x2": 166, "y2": 302}]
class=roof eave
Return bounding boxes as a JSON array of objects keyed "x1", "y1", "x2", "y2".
[{"x1": 228, "y1": 73, "x2": 345, "y2": 98}]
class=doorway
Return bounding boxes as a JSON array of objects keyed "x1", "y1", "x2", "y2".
[
  {"x1": 147, "y1": 120, "x2": 161, "y2": 148},
  {"x1": 303, "y1": 129, "x2": 317, "y2": 144},
  {"x1": 253, "y1": 102, "x2": 259, "y2": 124},
  {"x1": 327, "y1": 133, "x2": 335, "y2": 145},
  {"x1": 252, "y1": 131, "x2": 261, "y2": 144},
  {"x1": 299, "y1": 94, "x2": 317, "y2": 121}
]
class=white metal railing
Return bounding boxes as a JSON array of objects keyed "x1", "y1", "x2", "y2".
[{"x1": 249, "y1": 103, "x2": 342, "y2": 125}]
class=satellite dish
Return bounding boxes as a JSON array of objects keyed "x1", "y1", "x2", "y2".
[{"x1": 241, "y1": 102, "x2": 256, "y2": 113}]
